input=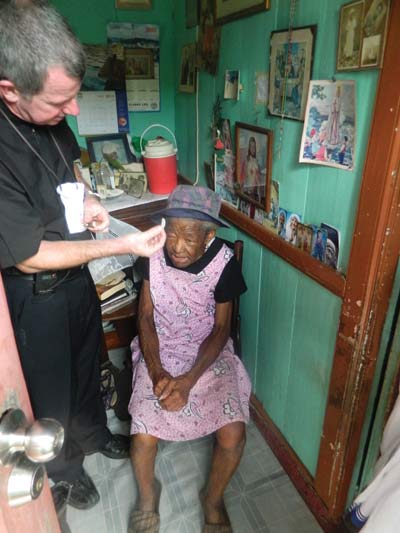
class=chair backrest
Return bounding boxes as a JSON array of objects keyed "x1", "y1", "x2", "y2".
[{"x1": 220, "y1": 238, "x2": 244, "y2": 359}]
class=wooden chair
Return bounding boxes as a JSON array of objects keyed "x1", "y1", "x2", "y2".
[{"x1": 220, "y1": 239, "x2": 244, "y2": 359}]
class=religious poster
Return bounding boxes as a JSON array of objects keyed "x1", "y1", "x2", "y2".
[
  {"x1": 214, "y1": 153, "x2": 238, "y2": 208},
  {"x1": 299, "y1": 80, "x2": 356, "y2": 171},
  {"x1": 197, "y1": 0, "x2": 221, "y2": 75}
]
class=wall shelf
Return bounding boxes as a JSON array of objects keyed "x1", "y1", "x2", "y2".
[{"x1": 220, "y1": 201, "x2": 346, "y2": 299}]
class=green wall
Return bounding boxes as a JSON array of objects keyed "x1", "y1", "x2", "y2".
[
  {"x1": 52, "y1": 0, "x2": 175, "y2": 148},
  {"x1": 172, "y1": 0, "x2": 378, "y2": 477},
  {"x1": 53, "y1": 0, "x2": 379, "y2": 483}
]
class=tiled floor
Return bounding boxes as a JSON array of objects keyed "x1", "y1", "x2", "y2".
[{"x1": 67, "y1": 350, "x2": 322, "y2": 533}]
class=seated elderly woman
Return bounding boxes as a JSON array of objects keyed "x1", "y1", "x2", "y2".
[{"x1": 128, "y1": 185, "x2": 251, "y2": 533}]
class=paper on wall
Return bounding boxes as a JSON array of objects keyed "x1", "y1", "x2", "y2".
[{"x1": 107, "y1": 22, "x2": 160, "y2": 112}]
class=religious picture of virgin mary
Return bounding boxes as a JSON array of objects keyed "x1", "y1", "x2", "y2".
[{"x1": 299, "y1": 80, "x2": 356, "y2": 171}]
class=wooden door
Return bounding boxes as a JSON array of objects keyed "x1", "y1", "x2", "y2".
[{"x1": 0, "y1": 275, "x2": 60, "y2": 532}]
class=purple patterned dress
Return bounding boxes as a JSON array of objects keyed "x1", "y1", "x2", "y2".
[{"x1": 128, "y1": 244, "x2": 251, "y2": 440}]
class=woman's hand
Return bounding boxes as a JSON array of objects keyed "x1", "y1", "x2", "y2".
[{"x1": 156, "y1": 374, "x2": 194, "y2": 412}]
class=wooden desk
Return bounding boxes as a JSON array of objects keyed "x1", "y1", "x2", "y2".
[{"x1": 105, "y1": 191, "x2": 168, "y2": 231}]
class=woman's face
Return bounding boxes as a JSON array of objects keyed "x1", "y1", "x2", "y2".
[{"x1": 165, "y1": 218, "x2": 215, "y2": 268}]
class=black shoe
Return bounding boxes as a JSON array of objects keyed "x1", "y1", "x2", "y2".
[
  {"x1": 51, "y1": 481, "x2": 70, "y2": 515},
  {"x1": 68, "y1": 469, "x2": 100, "y2": 510},
  {"x1": 86, "y1": 433, "x2": 130, "y2": 460},
  {"x1": 51, "y1": 483, "x2": 72, "y2": 533},
  {"x1": 52, "y1": 481, "x2": 72, "y2": 532}
]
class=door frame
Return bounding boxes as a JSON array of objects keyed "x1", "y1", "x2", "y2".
[{"x1": 315, "y1": 0, "x2": 400, "y2": 518}]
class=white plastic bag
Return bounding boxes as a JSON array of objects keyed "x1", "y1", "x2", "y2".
[{"x1": 88, "y1": 216, "x2": 138, "y2": 284}]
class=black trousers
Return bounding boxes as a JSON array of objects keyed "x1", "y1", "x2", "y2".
[{"x1": 3, "y1": 267, "x2": 110, "y2": 482}]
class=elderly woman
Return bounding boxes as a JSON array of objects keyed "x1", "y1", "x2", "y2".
[{"x1": 128, "y1": 185, "x2": 251, "y2": 533}]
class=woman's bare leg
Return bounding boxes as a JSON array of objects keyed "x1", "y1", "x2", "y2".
[
  {"x1": 130, "y1": 433, "x2": 159, "y2": 511},
  {"x1": 203, "y1": 422, "x2": 246, "y2": 525}
]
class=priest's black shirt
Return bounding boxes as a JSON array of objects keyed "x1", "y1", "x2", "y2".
[{"x1": 0, "y1": 100, "x2": 90, "y2": 269}]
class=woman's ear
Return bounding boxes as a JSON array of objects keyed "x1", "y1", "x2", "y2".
[{"x1": 205, "y1": 229, "x2": 216, "y2": 247}]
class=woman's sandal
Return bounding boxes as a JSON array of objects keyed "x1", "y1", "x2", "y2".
[
  {"x1": 127, "y1": 510, "x2": 160, "y2": 533},
  {"x1": 127, "y1": 479, "x2": 161, "y2": 533}
]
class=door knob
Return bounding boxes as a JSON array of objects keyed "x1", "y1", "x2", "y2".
[
  {"x1": 7, "y1": 453, "x2": 45, "y2": 507},
  {"x1": 0, "y1": 408, "x2": 64, "y2": 466}
]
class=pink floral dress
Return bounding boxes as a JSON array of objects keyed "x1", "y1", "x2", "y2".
[{"x1": 128, "y1": 244, "x2": 251, "y2": 440}]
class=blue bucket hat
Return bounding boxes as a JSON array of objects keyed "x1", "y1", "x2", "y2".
[{"x1": 156, "y1": 185, "x2": 230, "y2": 227}]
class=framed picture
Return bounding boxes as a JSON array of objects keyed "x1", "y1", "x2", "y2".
[
  {"x1": 186, "y1": 0, "x2": 199, "y2": 28},
  {"x1": 115, "y1": 0, "x2": 152, "y2": 9},
  {"x1": 336, "y1": 1, "x2": 364, "y2": 71},
  {"x1": 125, "y1": 48, "x2": 154, "y2": 80},
  {"x1": 114, "y1": 170, "x2": 147, "y2": 198},
  {"x1": 214, "y1": 0, "x2": 270, "y2": 25},
  {"x1": 235, "y1": 122, "x2": 273, "y2": 211},
  {"x1": 268, "y1": 25, "x2": 317, "y2": 121},
  {"x1": 86, "y1": 134, "x2": 136, "y2": 166},
  {"x1": 198, "y1": 0, "x2": 221, "y2": 75},
  {"x1": 337, "y1": 0, "x2": 390, "y2": 70},
  {"x1": 179, "y1": 43, "x2": 197, "y2": 93},
  {"x1": 360, "y1": 0, "x2": 390, "y2": 68}
]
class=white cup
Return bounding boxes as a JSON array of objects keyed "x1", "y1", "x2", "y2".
[{"x1": 56, "y1": 182, "x2": 86, "y2": 234}]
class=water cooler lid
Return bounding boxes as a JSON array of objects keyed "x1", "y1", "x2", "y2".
[{"x1": 143, "y1": 138, "x2": 177, "y2": 158}]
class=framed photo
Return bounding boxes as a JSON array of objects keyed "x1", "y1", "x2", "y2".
[
  {"x1": 125, "y1": 48, "x2": 154, "y2": 80},
  {"x1": 337, "y1": 0, "x2": 390, "y2": 70},
  {"x1": 115, "y1": 0, "x2": 152, "y2": 9},
  {"x1": 214, "y1": 0, "x2": 270, "y2": 25},
  {"x1": 86, "y1": 134, "x2": 135, "y2": 166},
  {"x1": 114, "y1": 170, "x2": 147, "y2": 198},
  {"x1": 198, "y1": 0, "x2": 221, "y2": 75},
  {"x1": 186, "y1": 0, "x2": 199, "y2": 28},
  {"x1": 336, "y1": 1, "x2": 364, "y2": 71},
  {"x1": 360, "y1": 0, "x2": 390, "y2": 68},
  {"x1": 235, "y1": 122, "x2": 273, "y2": 211},
  {"x1": 179, "y1": 43, "x2": 197, "y2": 93},
  {"x1": 268, "y1": 25, "x2": 317, "y2": 121}
]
